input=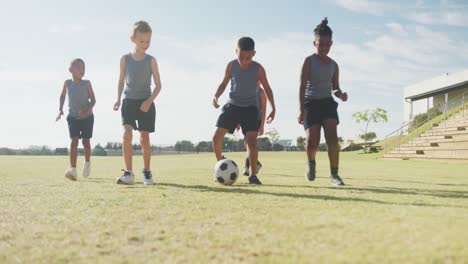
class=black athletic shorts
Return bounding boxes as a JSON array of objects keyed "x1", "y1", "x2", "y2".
[
  {"x1": 67, "y1": 114, "x2": 94, "y2": 139},
  {"x1": 242, "y1": 120, "x2": 262, "y2": 136},
  {"x1": 216, "y1": 103, "x2": 259, "y2": 134},
  {"x1": 121, "y1": 98, "x2": 156, "y2": 132},
  {"x1": 303, "y1": 97, "x2": 339, "y2": 129}
]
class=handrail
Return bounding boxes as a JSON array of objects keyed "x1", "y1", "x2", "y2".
[{"x1": 382, "y1": 89, "x2": 468, "y2": 156}]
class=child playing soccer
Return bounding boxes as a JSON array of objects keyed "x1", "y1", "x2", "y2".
[
  {"x1": 113, "y1": 20, "x2": 162, "y2": 185},
  {"x1": 57, "y1": 58, "x2": 96, "y2": 181},
  {"x1": 241, "y1": 83, "x2": 267, "y2": 176},
  {"x1": 298, "y1": 18, "x2": 348, "y2": 186},
  {"x1": 212, "y1": 37, "x2": 276, "y2": 185}
]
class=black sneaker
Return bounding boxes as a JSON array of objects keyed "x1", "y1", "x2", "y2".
[
  {"x1": 330, "y1": 175, "x2": 345, "y2": 186},
  {"x1": 248, "y1": 175, "x2": 262, "y2": 185},
  {"x1": 143, "y1": 170, "x2": 154, "y2": 185},
  {"x1": 305, "y1": 162, "x2": 316, "y2": 181}
]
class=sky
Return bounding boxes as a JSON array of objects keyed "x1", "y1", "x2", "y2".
[{"x1": 0, "y1": 0, "x2": 467, "y2": 148}]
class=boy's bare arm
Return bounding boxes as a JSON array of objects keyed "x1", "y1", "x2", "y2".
[
  {"x1": 332, "y1": 63, "x2": 347, "y2": 101},
  {"x1": 113, "y1": 56, "x2": 126, "y2": 111},
  {"x1": 298, "y1": 57, "x2": 310, "y2": 124},
  {"x1": 57, "y1": 81, "x2": 67, "y2": 121},
  {"x1": 148, "y1": 57, "x2": 162, "y2": 101},
  {"x1": 259, "y1": 90, "x2": 268, "y2": 135},
  {"x1": 213, "y1": 62, "x2": 232, "y2": 108},
  {"x1": 258, "y1": 66, "x2": 276, "y2": 123},
  {"x1": 140, "y1": 57, "x2": 162, "y2": 112},
  {"x1": 80, "y1": 81, "x2": 96, "y2": 117}
]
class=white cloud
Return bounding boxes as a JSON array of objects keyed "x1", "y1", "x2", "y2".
[
  {"x1": 1, "y1": 23, "x2": 468, "y2": 148},
  {"x1": 334, "y1": 0, "x2": 391, "y2": 15},
  {"x1": 407, "y1": 11, "x2": 468, "y2": 27}
]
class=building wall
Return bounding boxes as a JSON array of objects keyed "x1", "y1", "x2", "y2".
[
  {"x1": 433, "y1": 84, "x2": 468, "y2": 112},
  {"x1": 404, "y1": 84, "x2": 468, "y2": 123}
]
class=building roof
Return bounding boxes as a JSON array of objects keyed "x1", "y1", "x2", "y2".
[{"x1": 404, "y1": 69, "x2": 468, "y2": 101}]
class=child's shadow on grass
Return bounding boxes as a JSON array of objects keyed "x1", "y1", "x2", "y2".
[{"x1": 157, "y1": 183, "x2": 468, "y2": 209}]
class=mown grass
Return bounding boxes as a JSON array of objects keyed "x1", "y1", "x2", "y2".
[{"x1": 1, "y1": 152, "x2": 467, "y2": 263}]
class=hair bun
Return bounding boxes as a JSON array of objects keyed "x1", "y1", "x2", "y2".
[{"x1": 321, "y1": 17, "x2": 328, "y2": 26}]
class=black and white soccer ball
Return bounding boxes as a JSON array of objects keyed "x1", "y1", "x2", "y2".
[{"x1": 214, "y1": 159, "x2": 239, "y2": 186}]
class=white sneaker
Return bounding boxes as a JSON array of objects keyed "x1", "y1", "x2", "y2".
[
  {"x1": 116, "y1": 170, "x2": 135, "y2": 185},
  {"x1": 65, "y1": 167, "x2": 77, "y2": 181},
  {"x1": 143, "y1": 170, "x2": 154, "y2": 185},
  {"x1": 83, "y1": 161, "x2": 91, "y2": 178}
]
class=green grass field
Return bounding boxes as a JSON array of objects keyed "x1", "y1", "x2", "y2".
[{"x1": 1, "y1": 152, "x2": 468, "y2": 263}]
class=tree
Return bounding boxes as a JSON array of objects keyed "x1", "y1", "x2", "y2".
[
  {"x1": 195, "y1": 141, "x2": 213, "y2": 152},
  {"x1": 105, "y1": 142, "x2": 114, "y2": 150},
  {"x1": 272, "y1": 143, "x2": 284, "y2": 151},
  {"x1": 410, "y1": 107, "x2": 442, "y2": 132},
  {"x1": 92, "y1": 144, "x2": 107, "y2": 156},
  {"x1": 175, "y1": 140, "x2": 195, "y2": 153},
  {"x1": 359, "y1": 132, "x2": 377, "y2": 142},
  {"x1": 352, "y1": 108, "x2": 388, "y2": 153},
  {"x1": 296, "y1": 136, "x2": 306, "y2": 151},
  {"x1": 265, "y1": 128, "x2": 280, "y2": 144},
  {"x1": 257, "y1": 137, "x2": 272, "y2": 151}
]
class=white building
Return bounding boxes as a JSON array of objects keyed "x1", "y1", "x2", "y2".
[{"x1": 404, "y1": 69, "x2": 468, "y2": 123}]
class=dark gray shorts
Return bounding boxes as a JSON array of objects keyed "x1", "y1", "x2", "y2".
[
  {"x1": 121, "y1": 99, "x2": 156, "y2": 132},
  {"x1": 303, "y1": 97, "x2": 339, "y2": 129},
  {"x1": 67, "y1": 114, "x2": 94, "y2": 139}
]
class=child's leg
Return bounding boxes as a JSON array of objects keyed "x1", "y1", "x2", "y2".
[
  {"x1": 212, "y1": 128, "x2": 228, "y2": 161},
  {"x1": 122, "y1": 125, "x2": 133, "y2": 171},
  {"x1": 140, "y1": 131, "x2": 151, "y2": 171},
  {"x1": 245, "y1": 131, "x2": 258, "y2": 175},
  {"x1": 82, "y1": 138, "x2": 91, "y2": 162},
  {"x1": 69, "y1": 137, "x2": 79, "y2": 168},
  {"x1": 305, "y1": 125, "x2": 321, "y2": 161},
  {"x1": 322, "y1": 119, "x2": 339, "y2": 173},
  {"x1": 244, "y1": 141, "x2": 250, "y2": 168}
]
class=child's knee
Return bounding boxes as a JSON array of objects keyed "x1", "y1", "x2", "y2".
[
  {"x1": 82, "y1": 139, "x2": 91, "y2": 147},
  {"x1": 246, "y1": 135, "x2": 257, "y2": 148},
  {"x1": 306, "y1": 139, "x2": 319, "y2": 150},
  {"x1": 325, "y1": 135, "x2": 338, "y2": 145},
  {"x1": 123, "y1": 130, "x2": 133, "y2": 142},
  {"x1": 140, "y1": 134, "x2": 150, "y2": 146},
  {"x1": 70, "y1": 138, "x2": 79, "y2": 147},
  {"x1": 212, "y1": 131, "x2": 224, "y2": 143}
]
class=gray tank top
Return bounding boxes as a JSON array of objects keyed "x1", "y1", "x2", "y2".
[
  {"x1": 124, "y1": 54, "x2": 152, "y2": 100},
  {"x1": 66, "y1": 79, "x2": 91, "y2": 119},
  {"x1": 227, "y1": 60, "x2": 260, "y2": 107},
  {"x1": 305, "y1": 54, "x2": 336, "y2": 100},
  {"x1": 256, "y1": 88, "x2": 264, "y2": 120}
]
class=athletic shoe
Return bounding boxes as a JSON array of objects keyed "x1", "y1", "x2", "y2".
[
  {"x1": 330, "y1": 175, "x2": 345, "y2": 186},
  {"x1": 143, "y1": 170, "x2": 154, "y2": 185},
  {"x1": 305, "y1": 162, "x2": 316, "y2": 181},
  {"x1": 116, "y1": 170, "x2": 135, "y2": 185},
  {"x1": 82, "y1": 161, "x2": 91, "y2": 178},
  {"x1": 248, "y1": 175, "x2": 262, "y2": 185},
  {"x1": 65, "y1": 167, "x2": 77, "y2": 181},
  {"x1": 243, "y1": 167, "x2": 250, "y2": 176}
]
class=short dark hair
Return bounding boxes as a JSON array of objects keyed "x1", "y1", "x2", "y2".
[
  {"x1": 314, "y1": 17, "x2": 333, "y2": 38},
  {"x1": 133, "y1": 20, "x2": 152, "y2": 36},
  {"x1": 237, "y1": 37, "x2": 255, "y2": 51},
  {"x1": 70, "y1": 58, "x2": 85, "y2": 67}
]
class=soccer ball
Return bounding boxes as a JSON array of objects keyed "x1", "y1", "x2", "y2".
[{"x1": 214, "y1": 159, "x2": 239, "y2": 186}]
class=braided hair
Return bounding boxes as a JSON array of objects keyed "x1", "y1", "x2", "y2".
[{"x1": 314, "y1": 17, "x2": 333, "y2": 38}]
